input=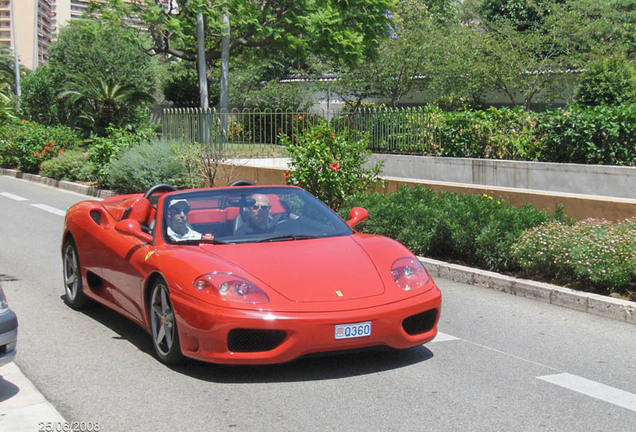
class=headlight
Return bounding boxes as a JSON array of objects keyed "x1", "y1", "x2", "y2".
[
  {"x1": 391, "y1": 257, "x2": 431, "y2": 291},
  {"x1": 193, "y1": 272, "x2": 269, "y2": 304}
]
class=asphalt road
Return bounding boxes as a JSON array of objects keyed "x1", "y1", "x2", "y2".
[{"x1": 1, "y1": 175, "x2": 635, "y2": 432}]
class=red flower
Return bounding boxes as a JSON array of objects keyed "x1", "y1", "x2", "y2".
[
  {"x1": 58, "y1": 149, "x2": 63, "y2": 155},
  {"x1": 329, "y1": 162, "x2": 340, "y2": 172},
  {"x1": 330, "y1": 132, "x2": 336, "y2": 139},
  {"x1": 33, "y1": 152, "x2": 39, "y2": 157},
  {"x1": 284, "y1": 170, "x2": 291, "y2": 181}
]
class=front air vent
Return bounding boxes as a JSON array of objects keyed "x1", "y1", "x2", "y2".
[
  {"x1": 227, "y1": 329, "x2": 287, "y2": 352},
  {"x1": 402, "y1": 309, "x2": 437, "y2": 335}
]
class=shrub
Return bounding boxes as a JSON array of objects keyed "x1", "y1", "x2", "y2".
[
  {"x1": 334, "y1": 104, "x2": 635, "y2": 165},
  {"x1": 280, "y1": 122, "x2": 383, "y2": 210},
  {"x1": 39, "y1": 150, "x2": 93, "y2": 182},
  {"x1": 512, "y1": 218, "x2": 636, "y2": 296},
  {"x1": 575, "y1": 55, "x2": 636, "y2": 107},
  {"x1": 533, "y1": 104, "x2": 636, "y2": 165},
  {"x1": 0, "y1": 121, "x2": 81, "y2": 173},
  {"x1": 344, "y1": 186, "x2": 570, "y2": 272},
  {"x1": 86, "y1": 127, "x2": 154, "y2": 185},
  {"x1": 19, "y1": 65, "x2": 59, "y2": 125},
  {"x1": 107, "y1": 139, "x2": 189, "y2": 194}
]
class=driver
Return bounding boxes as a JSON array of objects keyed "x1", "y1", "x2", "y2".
[
  {"x1": 235, "y1": 194, "x2": 273, "y2": 235},
  {"x1": 166, "y1": 199, "x2": 201, "y2": 241}
]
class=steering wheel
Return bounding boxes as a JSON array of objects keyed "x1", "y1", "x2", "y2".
[
  {"x1": 143, "y1": 183, "x2": 178, "y2": 199},
  {"x1": 230, "y1": 179, "x2": 256, "y2": 187}
]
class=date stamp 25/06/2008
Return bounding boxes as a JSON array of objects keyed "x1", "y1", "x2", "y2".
[{"x1": 37, "y1": 421, "x2": 100, "y2": 432}]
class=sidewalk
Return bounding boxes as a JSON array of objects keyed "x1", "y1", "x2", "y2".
[{"x1": 0, "y1": 363, "x2": 65, "y2": 432}]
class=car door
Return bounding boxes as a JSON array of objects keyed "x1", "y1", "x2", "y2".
[{"x1": 97, "y1": 220, "x2": 155, "y2": 327}]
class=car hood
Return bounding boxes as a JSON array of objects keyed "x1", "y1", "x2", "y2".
[{"x1": 200, "y1": 236, "x2": 387, "y2": 303}]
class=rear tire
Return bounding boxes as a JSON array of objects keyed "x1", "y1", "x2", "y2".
[
  {"x1": 149, "y1": 279, "x2": 184, "y2": 365},
  {"x1": 63, "y1": 239, "x2": 91, "y2": 309}
]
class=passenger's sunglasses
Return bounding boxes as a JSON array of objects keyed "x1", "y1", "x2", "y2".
[{"x1": 251, "y1": 204, "x2": 271, "y2": 210}]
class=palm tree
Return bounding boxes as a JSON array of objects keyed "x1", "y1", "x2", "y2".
[
  {"x1": 0, "y1": 90, "x2": 18, "y2": 123},
  {"x1": 0, "y1": 48, "x2": 16, "y2": 94},
  {"x1": 58, "y1": 74, "x2": 154, "y2": 134}
]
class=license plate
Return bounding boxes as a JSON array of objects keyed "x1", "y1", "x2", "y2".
[{"x1": 334, "y1": 321, "x2": 372, "y2": 340}]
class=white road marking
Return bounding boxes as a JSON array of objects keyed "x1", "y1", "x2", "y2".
[
  {"x1": 538, "y1": 373, "x2": 636, "y2": 413},
  {"x1": 30, "y1": 204, "x2": 66, "y2": 217},
  {"x1": 0, "y1": 362, "x2": 66, "y2": 431},
  {"x1": 0, "y1": 192, "x2": 28, "y2": 201},
  {"x1": 431, "y1": 332, "x2": 461, "y2": 342}
]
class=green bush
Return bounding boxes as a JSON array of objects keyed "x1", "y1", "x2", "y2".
[
  {"x1": 0, "y1": 121, "x2": 81, "y2": 173},
  {"x1": 86, "y1": 127, "x2": 154, "y2": 185},
  {"x1": 280, "y1": 122, "x2": 383, "y2": 210},
  {"x1": 575, "y1": 55, "x2": 636, "y2": 107},
  {"x1": 107, "y1": 139, "x2": 189, "y2": 194},
  {"x1": 19, "y1": 65, "x2": 59, "y2": 125},
  {"x1": 344, "y1": 185, "x2": 570, "y2": 272},
  {"x1": 39, "y1": 150, "x2": 94, "y2": 182},
  {"x1": 533, "y1": 104, "x2": 636, "y2": 165},
  {"x1": 512, "y1": 218, "x2": 636, "y2": 296},
  {"x1": 338, "y1": 104, "x2": 635, "y2": 166}
]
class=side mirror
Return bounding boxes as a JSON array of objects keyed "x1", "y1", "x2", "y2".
[
  {"x1": 346, "y1": 207, "x2": 369, "y2": 228},
  {"x1": 115, "y1": 219, "x2": 153, "y2": 243}
]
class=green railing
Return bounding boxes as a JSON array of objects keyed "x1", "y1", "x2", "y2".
[{"x1": 161, "y1": 107, "x2": 441, "y2": 156}]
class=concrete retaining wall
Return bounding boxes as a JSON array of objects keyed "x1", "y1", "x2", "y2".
[{"x1": 370, "y1": 155, "x2": 636, "y2": 200}]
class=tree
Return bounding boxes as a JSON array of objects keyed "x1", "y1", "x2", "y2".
[
  {"x1": 59, "y1": 75, "x2": 155, "y2": 135},
  {"x1": 0, "y1": 90, "x2": 18, "y2": 124},
  {"x1": 0, "y1": 49, "x2": 15, "y2": 91},
  {"x1": 333, "y1": 0, "x2": 442, "y2": 108},
  {"x1": 92, "y1": 0, "x2": 397, "y2": 85},
  {"x1": 44, "y1": 20, "x2": 160, "y2": 135},
  {"x1": 20, "y1": 66, "x2": 59, "y2": 125},
  {"x1": 465, "y1": 0, "x2": 636, "y2": 109}
]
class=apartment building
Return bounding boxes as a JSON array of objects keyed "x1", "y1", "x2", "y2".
[
  {"x1": 2, "y1": 0, "x2": 145, "y2": 70},
  {"x1": 0, "y1": 0, "x2": 54, "y2": 69}
]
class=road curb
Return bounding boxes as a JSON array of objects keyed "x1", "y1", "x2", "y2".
[
  {"x1": 3, "y1": 168, "x2": 633, "y2": 325},
  {"x1": 0, "y1": 168, "x2": 115, "y2": 199},
  {"x1": 419, "y1": 257, "x2": 635, "y2": 325}
]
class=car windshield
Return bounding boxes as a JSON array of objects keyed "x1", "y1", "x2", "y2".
[{"x1": 162, "y1": 186, "x2": 353, "y2": 244}]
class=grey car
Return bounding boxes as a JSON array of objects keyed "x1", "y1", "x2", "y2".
[{"x1": 0, "y1": 283, "x2": 18, "y2": 366}]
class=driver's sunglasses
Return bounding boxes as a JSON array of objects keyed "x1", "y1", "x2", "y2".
[
  {"x1": 169, "y1": 207, "x2": 189, "y2": 215},
  {"x1": 251, "y1": 204, "x2": 271, "y2": 210}
]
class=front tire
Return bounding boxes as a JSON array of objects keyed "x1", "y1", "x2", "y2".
[
  {"x1": 149, "y1": 280, "x2": 183, "y2": 365},
  {"x1": 63, "y1": 239, "x2": 90, "y2": 309}
]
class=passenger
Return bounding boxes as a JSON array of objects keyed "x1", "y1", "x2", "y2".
[{"x1": 166, "y1": 199, "x2": 201, "y2": 241}]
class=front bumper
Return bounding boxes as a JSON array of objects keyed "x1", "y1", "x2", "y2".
[
  {"x1": 0, "y1": 310, "x2": 18, "y2": 367},
  {"x1": 171, "y1": 287, "x2": 442, "y2": 365}
]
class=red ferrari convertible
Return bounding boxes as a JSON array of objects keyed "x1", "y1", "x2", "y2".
[{"x1": 62, "y1": 184, "x2": 441, "y2": 365}]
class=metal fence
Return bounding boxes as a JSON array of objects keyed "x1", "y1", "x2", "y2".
[{"x1": 161, "y1": 107, "x2": 442, "y2": 156}]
